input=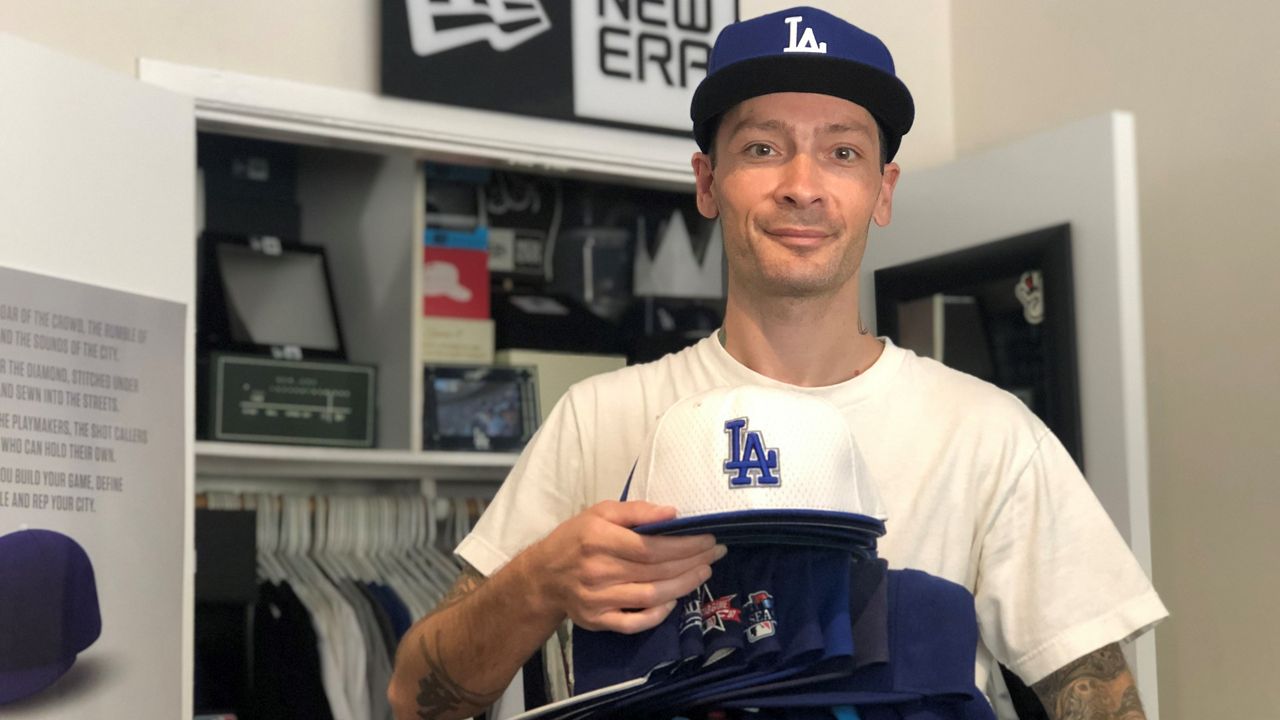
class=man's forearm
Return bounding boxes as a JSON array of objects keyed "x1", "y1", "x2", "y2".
[
  {"x1": 388, "y1": 554, "x2": 563, "y2": 720},
  {"x1": 1031, "y1": 643, "x2": 1146, "y2": 720}
]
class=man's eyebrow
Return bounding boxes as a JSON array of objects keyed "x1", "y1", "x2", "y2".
[
  {"x1": 724, "y1": 118, "x2": 874, "y2": 140},
  {"x1": 725, "y1": 118, "x2": 791, "y2": 139},
  {"x1": 820, "y1": 121, "x2": 874, "y2": 138}
]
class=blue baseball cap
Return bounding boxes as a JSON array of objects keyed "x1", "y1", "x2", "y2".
[
  {"x1": 0, "y1": 529, "x2": 102, "y2": 705},
  {"x1": 691, "y1": 6, "x2": 915, "y2": 160},
  {"x1": 565, "y1": 546, "x2": 852, "y2": 719},
  {"x1": 719, "y1": 569, "x2": 994, "y2": 716}
]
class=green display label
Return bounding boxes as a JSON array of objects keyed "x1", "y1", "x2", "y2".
[{"x1": 211, "y1": 355, "x2": 375, "y2": 446}]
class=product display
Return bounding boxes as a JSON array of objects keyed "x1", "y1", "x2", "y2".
[
  {"x1": 421, "y1": 316, "x2": 496, "y2": 365},
  {"x1": 0, "y1": 529, "x2": 102, "y2": 706},
  {"x1": 199, "y1": 233, "x2": 347, "y2": 359},
  {"x1": 422, "y1": 365, "x2": 539, "y2": 451},
  {"x1": 203, "y1": 353, "x2": 377, "y2": 447}
]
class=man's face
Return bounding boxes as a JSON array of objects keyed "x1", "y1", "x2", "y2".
[{"x1": 692, "y1": 93, "x2": 900, "y2": 301}]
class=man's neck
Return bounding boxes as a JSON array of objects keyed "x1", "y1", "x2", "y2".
[{"x1": 719, "y1": 286, "x2": 884, "y2": 387}]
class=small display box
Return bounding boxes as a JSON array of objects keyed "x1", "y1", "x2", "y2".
[{"x1": 422, "y1": 365, "x2": 539, "y2": 452}]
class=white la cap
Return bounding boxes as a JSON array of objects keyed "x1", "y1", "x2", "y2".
[{"x1": 625, "y1": 385, "x2": 887, "y2": 540}]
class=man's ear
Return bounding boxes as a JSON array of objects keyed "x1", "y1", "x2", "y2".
[
  {"x1": 872, "y1": 162, "x2": 901, "y2": 228},
  {"x1": 692, "y1": 152, "x2": 719, "y2": 220}
]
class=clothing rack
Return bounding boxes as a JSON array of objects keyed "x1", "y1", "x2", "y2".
[{"x1": 194, "y1": 491, "x2": 490, "y2": 720}]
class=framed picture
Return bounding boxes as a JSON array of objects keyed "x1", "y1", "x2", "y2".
[
  {"x1": 198, "y1": 232, "x2": 347, "y2": 360},
  {"x1": 874, "y1": 223, "x2": 1084, "y2": 468},
  {"x1": 422, "y1": 365, "x2": 540, "y2": 452}
]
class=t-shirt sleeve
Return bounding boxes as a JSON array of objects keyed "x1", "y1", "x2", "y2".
[
  {"x1": 973, "y1": 428, "x2": 1168, "y2": 685},
  {"x1": 455, "y1": 391, "x2": 586, "y2": 578}
]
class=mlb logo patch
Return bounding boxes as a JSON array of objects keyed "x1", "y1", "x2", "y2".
[
  {"x1": 744, "y1": 590, "x2": 777, "y2": 643},
  {"x1": 723, "y1": 417, "x2": 780, "y2": 487}
]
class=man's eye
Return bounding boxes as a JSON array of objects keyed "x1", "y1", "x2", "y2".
[
  {"x1": 833, "y1": 147, "x2": 858, "y2": 161},
  {"x1": 747, "y1": 144, "x2": 775, "y2": 157}
]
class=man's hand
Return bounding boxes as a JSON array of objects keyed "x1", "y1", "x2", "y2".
[
  {"x1": 389, "y1": 500, "x2": 723, "y2": 720},
  {"x1": 520, "y1": 500, "x2": 726, "y2": 633},
  {"x1": 1031, "y1": 643, "x2": 1146, "y2": 720}
]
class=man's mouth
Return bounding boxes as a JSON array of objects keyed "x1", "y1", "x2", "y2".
[{"x1": 761, "y1": 226, "x2": 833, "y2": 247}]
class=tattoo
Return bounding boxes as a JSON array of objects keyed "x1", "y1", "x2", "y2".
[
  {"x1": 412, "y1": 567, "x2": 499, "y2": 718},
  {"x1": 1032, "y1": 643, "x2": 1146, "y2": 720},
  {"x1": 433, "y1": 566, "x2": 484, "y2": 614},
  {"x1": 414, "y1": 630, "x2": 504, "y2": 719}
]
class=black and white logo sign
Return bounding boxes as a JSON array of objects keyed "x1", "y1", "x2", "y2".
[
  {"x1": 382, "y1": 0, "x2": 738, "y2": 135},
  {"x1": 573, "y1": 0, "x2": 736, "y2": 130},
  {"x1": 405, "y1": 0, "x2": 553, "y2": 56}
]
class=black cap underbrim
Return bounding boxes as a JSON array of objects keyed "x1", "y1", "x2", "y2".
[{"x1": 691, "y1": 54, "x2": 915, "y2": 160}]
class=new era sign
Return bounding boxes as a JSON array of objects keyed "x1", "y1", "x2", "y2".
[{"x1": 382, "y1": 0, "x2": 738, "y2": 135}]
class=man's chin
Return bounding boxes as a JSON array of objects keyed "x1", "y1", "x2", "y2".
[{"x1": 754, "y1": 272, "x2": 846, "y2": 299}]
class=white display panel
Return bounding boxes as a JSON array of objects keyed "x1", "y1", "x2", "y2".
[
  {"x1": 0, "y1": 33, "x2": 194, "y2": 719},
  {"x1": 0, "y1": 268, "x2": 186, "y2": 717}
]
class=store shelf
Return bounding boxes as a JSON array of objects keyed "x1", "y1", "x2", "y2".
[{"x1": 194, "y1": 441, "x2": 517, "y2": 481}]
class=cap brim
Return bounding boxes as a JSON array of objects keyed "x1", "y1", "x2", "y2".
[
  {"x1": 691, "y1": 54, "x2": 915, "y2": 159},
  {"x1": 637, "y1": 509, "x2": 885, "y2": 536},
  {"x1": 505, "y1": 676, "x2": 647, "y2": 720},
  {"x1": 0, "y1": 654, "x2": 75, "y2": 706}
]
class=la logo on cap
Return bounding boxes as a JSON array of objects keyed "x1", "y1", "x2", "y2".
[
  {"x1": 783, "y1": 15, "x2": 827, "y2": 54},
  {"x1": 723, "y1": 417, "x2": 780, "y2": 487}
]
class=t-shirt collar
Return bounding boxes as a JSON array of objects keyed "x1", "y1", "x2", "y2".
[{"x1": 698, "y1": 329, "x2": 906, "y2": 408}]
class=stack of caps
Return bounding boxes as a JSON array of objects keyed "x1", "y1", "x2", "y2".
[{"x1": 511, "y1": 386, "x2": 997, "y2": 720}]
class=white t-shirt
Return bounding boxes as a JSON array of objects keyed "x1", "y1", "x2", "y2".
[{"x1": 456, "y1": 334, "x2": 1167, "y2": 707}]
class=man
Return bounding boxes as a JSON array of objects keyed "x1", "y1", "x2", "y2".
[{"x1": 389, "y1": 7, "x2": 1167, "y2": 720}]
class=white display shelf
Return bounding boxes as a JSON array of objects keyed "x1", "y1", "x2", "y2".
[{"x1": 195, "y1": 441, "x2": 517, "y2": 482}]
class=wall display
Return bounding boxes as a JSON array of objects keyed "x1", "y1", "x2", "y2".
[
  {"x1": 198, "y1": 233, "x2": 347, "y2": 360},
  {"x1": 198, "y1": 133, "x2": 300, "y2": 239},
  {"x1": 492, "y1": 291, "x2": 628, "y2": 355},
  {"x1": 204, "y1": 354, "x2": 376, "y2": 448},
  {"x1": 422, "y1": 365, "x2": 539, "y2": 451},
  {"x1": 874, "y1": 224, "x2": 1083, "y2": 468},
  {"x1": 633, "y1": 204, "x2": 723, "y2": 300},
  {"x1": 0, "y1": 266, "x2": 185, "y2": 718},
  {"x1": 485, "y1": 171, "x2": 563, "y2": 285},
  {"x1": 382, "y1": 0, "x2": 739, "y2": 135}
]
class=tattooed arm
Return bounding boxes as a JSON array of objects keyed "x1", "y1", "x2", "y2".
[
  {"x1": 1030, "y1": 643, "x2": 1146, "y2": 720},
  {"x1": 386, "y1": 501, "x2": 721, "y2": 720}
]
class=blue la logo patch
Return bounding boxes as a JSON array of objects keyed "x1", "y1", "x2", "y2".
[{"x1": 723, "y1": 417, "x2": 780, "y2": 487}]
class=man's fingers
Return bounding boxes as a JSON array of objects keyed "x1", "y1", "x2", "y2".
[
  {"x1": 586, "y1": 601, "x2": 678, "y2": 635},
  {"x1": 585, "y1": 544, "x2": 726, "y2": 586},
  {"x1": 592, "y1": 500, "x2": 678, "y2": 528},
  {"x1": 585, "y1": 563, "x2": 711, "y2": 613},
  {"x1": 593, "y1": 524, "x2": 717, "y2": 565}
]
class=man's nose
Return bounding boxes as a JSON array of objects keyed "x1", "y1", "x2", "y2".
[{"x1": 774, "y1": 153, "x2": 823, "y2": 208}]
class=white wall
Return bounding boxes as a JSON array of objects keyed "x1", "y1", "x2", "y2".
[
  {"x1": 952, "y1": 1, "x2": 1280, "y2": 717},
  {"x1": 0, "y1": 2, "x2": 378, "y2": 96}
]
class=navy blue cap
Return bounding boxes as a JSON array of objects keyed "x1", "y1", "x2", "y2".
[
  {"x1": 565, "y1": 546, "x2": 851, "y2": 720},
  {"x1": 0, "y1": 529, "x2": 102, "y2": 705},
  {"x1": 691, "y1": 6, "x2": 915, "y2": 160},
  {"x1": 720, "y1": 569, "x2": 994, "y2": 716}
]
